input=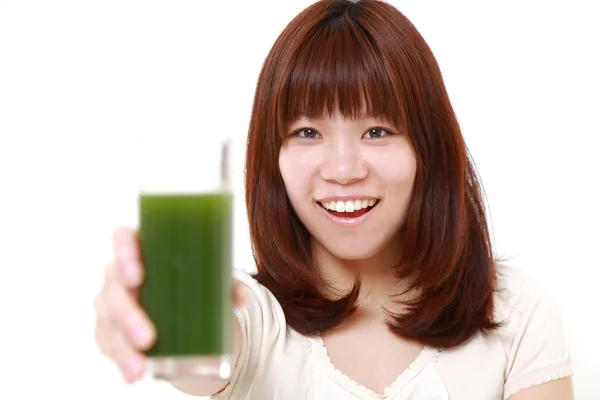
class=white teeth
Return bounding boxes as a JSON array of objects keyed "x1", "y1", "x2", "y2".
[
  {"x1": 345, "y1": 200, "x2": 355, "y2": 212},
  {"x1": 320, "y1": 199, "x2": 379, "y2": 212}
]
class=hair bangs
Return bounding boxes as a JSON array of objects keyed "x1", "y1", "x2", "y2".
[{"x1": 278, "y1": 13, "x2": 404, "y2": 135}]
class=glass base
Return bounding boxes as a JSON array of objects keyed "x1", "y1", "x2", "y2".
[{"x1": 147, "y1": 355, "x2": 232, "y2": 382}]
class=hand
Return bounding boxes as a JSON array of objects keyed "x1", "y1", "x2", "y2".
[
  {"x1": 94, "y1": 227, "x2": 155, "y2": 383},
  {"x1": 93, "y1": 227, "x2": 248, "y2": 385}
]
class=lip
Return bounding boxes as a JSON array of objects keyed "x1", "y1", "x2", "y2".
[
  {"x1": 316, "y1": 199, "x2": 380, "y2": 228},
  {"x1": 316, "y1": 195, "x2": 380, "y2": 203}
]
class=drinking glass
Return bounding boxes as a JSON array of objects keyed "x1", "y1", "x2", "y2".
[{"x1": 137, "y1": 138, "x2": 233, "y2": 383}]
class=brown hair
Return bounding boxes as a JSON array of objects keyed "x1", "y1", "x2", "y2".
[{"x1": 245, "y1": 0, "x2": 500, "y2": 349}]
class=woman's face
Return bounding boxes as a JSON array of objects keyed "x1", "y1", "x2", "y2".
[{"x1": 279, "y1": 111, "x2": 417, "y2": 262}]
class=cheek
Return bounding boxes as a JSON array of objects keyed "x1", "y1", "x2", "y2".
[
  {"x1": 371, "y1": 146, "x2": 417, "y2": 185},
  {"x1": 278, "y1": 147, "x2": 319, "y2": 197}
]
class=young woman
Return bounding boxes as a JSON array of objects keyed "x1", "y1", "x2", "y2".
[{"x1": 94, "y1": 1, "x2": 574, "y2": 398}]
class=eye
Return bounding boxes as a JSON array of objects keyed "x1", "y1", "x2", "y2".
[
  {"x1": 363, "y1": 127, "x2": 390, "y2": 139},
  {"x1": 291, "y1": 128, "x2": 322, "y2": 140}
]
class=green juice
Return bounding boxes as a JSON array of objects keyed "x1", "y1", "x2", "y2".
[{"x1": 139, "y1": 193, "x2": 232, "y2": 357}]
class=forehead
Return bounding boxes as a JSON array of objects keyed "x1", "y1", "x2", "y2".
[
  {"x1": 287, "y1": 98, "x2": 393, "y2": 123},
  {"x1": 293, "y1": 105, "x2": 371, "y2": 121},
  {"x1": 291, "y1": 112, "x2": 393, "y2": 127}
]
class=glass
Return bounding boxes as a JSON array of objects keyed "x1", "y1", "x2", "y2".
[{"x1": 137, "y1": 137, "x2": 233, "y2": 383}]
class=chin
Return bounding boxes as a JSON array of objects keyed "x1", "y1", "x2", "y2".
[{"x1": 320, "y1": 241, "x2": 382, "y2": 262}]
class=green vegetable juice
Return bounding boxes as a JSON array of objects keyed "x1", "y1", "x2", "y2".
[{"x1": 139, "y1": 192, "x2": 232, "y2": 357}]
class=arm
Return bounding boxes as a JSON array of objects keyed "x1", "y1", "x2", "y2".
[{"x1": 507, "y1": 376, "x2": 574, "y2": 400}]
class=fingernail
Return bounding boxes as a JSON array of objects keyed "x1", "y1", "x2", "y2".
[
  {"x1": 125, "y1": 356, "x2": 144, "y2": 379},
  {"x1": 117, "y1": 248, "x2": 140, "y2": 283},
  {"x1": 117, "y1": 246, "x2": 135, "y2": 262},
  {"x1": 124, "y1": 262, "x2": 140, "y2": 283},
  {"x1": 132, "y1": 323, "x2": 152, "y2": 346}
]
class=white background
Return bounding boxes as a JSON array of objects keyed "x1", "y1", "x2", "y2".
[{"x1": 1, "y1": 0, "x2": 598, "y2": 398}]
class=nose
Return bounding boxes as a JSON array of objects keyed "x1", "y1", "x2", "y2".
[{"x1": 320, "y1": 140, "x2": 368, "y2": 185}]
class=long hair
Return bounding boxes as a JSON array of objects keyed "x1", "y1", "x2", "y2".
[{"x1": 245, "y1": 0, "x2": 500, "y2": 349}]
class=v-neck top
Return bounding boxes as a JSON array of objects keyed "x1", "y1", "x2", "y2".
[{"x1": 215, "y1": 264, "x2": 573, "y2": 400}]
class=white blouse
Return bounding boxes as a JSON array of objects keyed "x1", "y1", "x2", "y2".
[{"x1": 216, "y1": 264, "x2": 573, "y2": 399}]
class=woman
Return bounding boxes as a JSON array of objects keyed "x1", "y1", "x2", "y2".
[{"x1": 94, "y1": 0, "x2": 574, "y2": 398}]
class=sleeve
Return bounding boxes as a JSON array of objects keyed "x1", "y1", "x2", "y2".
[
  {"x1": 213, "y1": 269, "x2": 287, "y2": 399},
  {"x1": 501, "y1": 271, "x2": 574, "y2": 399}
]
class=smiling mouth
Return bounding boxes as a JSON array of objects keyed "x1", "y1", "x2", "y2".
[{"x1": 318, "y1": 199, "x2": 380, "y2": 218}]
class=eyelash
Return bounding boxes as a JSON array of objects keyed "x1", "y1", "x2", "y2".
[{"x1": 290, "y1": 127, "x2": 393, "y2": 140}]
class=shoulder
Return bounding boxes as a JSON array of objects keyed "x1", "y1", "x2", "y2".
[
  {"x1": 492, "y1": 261, "x2": 566, "y2": 353},
  {"x1": 494, "y1": 263, "x2": 540, "y2": 316},
  {"x1": 234, "y1": 269, "x2": 279, "y2": 304},
  {"x1": 233, "y1": 268, "x2": 287, "y2": 335},
  {"x1": 492, "y1": 262, "x2": 559, "y2": 327},
  {"x1": 492, "y1": 262, "x2": 574, "y2": 398},
  {"x1": 438, "y1": 263, "x2": 573, "y2": 399}
]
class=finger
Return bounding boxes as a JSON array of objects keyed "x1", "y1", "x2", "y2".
[
  {"x1": 97, "y1": 262, "x2": 138, "y2": 331},
  {"x1": 112, "y1": 227, "x2": 144, "y2": 287},
  {"x1": 103, "y1": 262, "x2": 139, "y2": 318},
  {"x1": 95, "y1": 284, "x2": 151, "y2": 383},
  {"x1": 98, "y1": 326, "x2": 147, "y2": 383},
  {"x1": 94, "y1": 292, "x2": 113, "y2": 356},
  {"x1": 105, "y1": 281, "x2": 156, "y2": 350}
]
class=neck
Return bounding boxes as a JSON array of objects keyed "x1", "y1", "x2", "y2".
[{"x1": 312, "y1": 239, "x2": 413, "y2": 318}]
